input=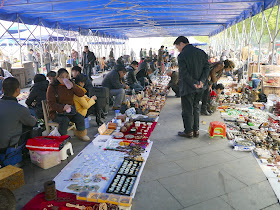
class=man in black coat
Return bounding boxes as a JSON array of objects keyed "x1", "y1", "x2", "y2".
[
  {"x1": 102, "y1": 65, "x2": 129, "y2": 109},
  {"x1": 125, "y1": 61, "x2": 143, "y2": 92},
  {"x1": 174, "y1": 36, "x2": 210, "y2": 138},
  {"x1": 137, "y1": 58, "x2": 152, "y2": 87},
  {"x1": 81, "y1": 46, "x2": 96, "y2": 80}
]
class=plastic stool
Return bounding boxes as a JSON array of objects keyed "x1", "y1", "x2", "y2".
[
  {"x1": 59, "y1": 142, "x2": 74, "y2": 160},
  {"x1": 209, "y1": 121, "x2": 226, "y2": 138}
]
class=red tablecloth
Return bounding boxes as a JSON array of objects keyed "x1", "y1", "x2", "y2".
[{"x1": 23, "y1": 190, "x2": 98, "y2": 210}]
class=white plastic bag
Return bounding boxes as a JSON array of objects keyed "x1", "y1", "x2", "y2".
[{"x1": 49, "y1": 127, "x2": 61, "y2": 136}]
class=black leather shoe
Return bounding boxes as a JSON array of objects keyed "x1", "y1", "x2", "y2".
[
  {"x1": 207, "y1": 109, "x2": 214, "y2": 114},
  {"x1": 193, "y1": 131, "x2": 199, "y2": 138},
  {"x1": 201, "y1": 110, "x2": 211, "y2": 116},
  {"x1": 178, "y1": 131, "x2": 193, "y2": 138}
]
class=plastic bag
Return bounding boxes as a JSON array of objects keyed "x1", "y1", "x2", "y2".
[{"x1": 49, "y1": 127, "x2": 61, "y2": 136}]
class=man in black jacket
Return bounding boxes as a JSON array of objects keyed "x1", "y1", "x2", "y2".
[
  {"x1": 102, "y1": 65, "x2": 129, "y2": 109},
  {"x1": 174, "y1": 36, "x2": 210, "y2": 138},
  {"x1": 125, "y1": 61, "x2": 143, "y2": 92},
  {"x1": 81, "y1": 46, "x2": 96, "y2": 80},
  {"x1": 137, "y1": 58, "x2": 152, "y2": 87}
]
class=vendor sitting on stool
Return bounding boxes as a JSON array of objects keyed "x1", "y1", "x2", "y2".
[
  {"x1": 0, "y1": 77, "x2": 36, "y2": 149},
  {"x1": 166, "y1": 70, "x2": 179, "y2": 97},
  {"x1": 125, "y1": 61, "x2": 143, "y2": 92},
  {"x1": 102, "y1": 64, "x2": 129, "y2": 110}
]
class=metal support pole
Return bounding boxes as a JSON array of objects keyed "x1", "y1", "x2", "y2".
[
  {"x1": 39, "y1": 21, "x2": 44, "y2": 73},
  {"x1": 258, "y1": 10, "x2": 264, "y2": 73},
  {"x1": 271, "y1": 3, "x2": 280, "y2": 65},
  {"x1": 17, "y1": 16, "x2": 22, "y2": 65},
  {"x1": 246, "y1": 16, "x2": 253, "y2": 82}
]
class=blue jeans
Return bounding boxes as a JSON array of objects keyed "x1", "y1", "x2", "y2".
[
  {"x1": 130, "y1": 83, "x2": 143, "y2": 92},
  {"x1": 45, "y1": 63, "x2": 51, "y2": 73}
]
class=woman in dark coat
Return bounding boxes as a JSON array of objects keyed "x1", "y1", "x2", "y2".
[{"x1": 26, "y1": 74, "x2": 49, "y2": 119}]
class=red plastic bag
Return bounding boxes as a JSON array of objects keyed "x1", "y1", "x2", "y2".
[{"x1": 26, "y1": 135, "x2": 70, "y2": 151}]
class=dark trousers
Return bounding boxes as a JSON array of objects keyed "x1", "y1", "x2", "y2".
[
  {"x1": 83, "y1": 65, "x2": 92, "y2": 80},
  {"x1": 53, "y1": 113, "x2": 85, "y2": 135},
  {"x1": 170, "y1": 85, "x2": 180, "y2": 96},
  {"x1": 86, "y1": 100, "x2": 101, "y2": 120},
  {"x1": 181, "y1": 91, "x2": 203, "y2": 133},
  {"x1": 201, "y1": 87, "x2": 210, "y2": 111},
  {"x1": 45, "y1": 63, "x2": 51, "y2": 73}
]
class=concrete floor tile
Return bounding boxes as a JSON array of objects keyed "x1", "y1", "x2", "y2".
[
  {"x1": 221, "y1": 181, "x2": 278, "y2": 210},
  {"x1": 147, "y1": 150, "x2": 198, "y2": 166},
  {"x1": 262, "y1": 203, "x2": 280, "y2": 210},
  {"x1": 191, "y1": 140, "x2": 230, "y2": 155},
  {"x1": 159, "y1": 168, "x2": 246, "y2": 207},
  {"x1": 140, "y1": 161, "x2": 186, "y2": 183},
  {"x1": 221, "y1": 156, "x2": 267, "y2": 185},
  {"x1": 183, "y1": 197, "x2": 234, "y2": 210},
  {"x1": 133, "y1": 180, "x2": 183, "y2": 210},
  {"x1": 155, "y1": 139, "x2": 209, "y2": 155},
  {"x1": 175, "y1": 151, "x2": 235, "y2": 172}
]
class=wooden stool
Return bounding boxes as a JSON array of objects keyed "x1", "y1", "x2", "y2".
[{"x1": 209, "y1": 121, "x2": 226, "y2": 138}]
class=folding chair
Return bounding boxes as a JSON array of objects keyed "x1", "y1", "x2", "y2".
[{"x1": 41, "y1": 100, "x2": 75, "y2": 135}]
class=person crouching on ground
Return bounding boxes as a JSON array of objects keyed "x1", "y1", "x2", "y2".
[
  {"x1": 47, "y1": 68, "x2": 90, "y2": 141},
  {"x1": 166, "y1": 70, "x2": 180, "y2": 97},
  {"x1": 25, "y1": 74, "x2": 49, "y2": 119},
  {"x1": 174, "y1": 36, "x2": 210, "y2": 138},
  {"x1": 201, "y1": 59, "x2": 235, "y2": 116},
  {"x1": 102, "y1": 64, "x2": 129, "y2": 110},
  {"x1": 0, "y1": 77, "x2": 36, "y2": 149},
  {"x1": 74, "y1": 74, "x2": 103, "y2": 126}
]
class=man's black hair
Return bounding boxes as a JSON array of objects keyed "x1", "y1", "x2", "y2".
[
  {"x1": 116, "y1": 64, "x2": 127, "y2": 72},
  {"x1": 84, "y1": 46, "x2": 89, "y2": 49},
  {"x1": 173, "y1": 36, "x2": 189, "y2": 45},
  {"x1": 72, "y1": 66, "x2": 82, "y2": 74},
  {"x1": 75, "y1": 74, "x2": 87, "y2": 85},
  {"x1": 131, "y1": 61, "x2": 139, "y2": 66},
  {"x1": 30, "y1": 49, "x2": 33, "y2": 52},
  {"x1": 47, "y1": 71, "x2": 56, "y2": 78},
  {"x1": 57, "y1": 68, "x2": 69, "y2": 77},
  {"x1": 3, "y1": 77, "x2": 20, "y2": 96},
  {"x1": 215, "y1": 83, "x2": 225, "y2": 90},
  {"x1": 34, "y1": 74, "x2": 46, "y2": 83}
]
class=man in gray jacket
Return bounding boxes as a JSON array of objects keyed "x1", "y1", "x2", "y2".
[
  {"x1": 102, "y1": 65, "x2": 128, "y2": 110},
  {"x1": 0, "y1": 77, "x2": 36, "y2": 148}
]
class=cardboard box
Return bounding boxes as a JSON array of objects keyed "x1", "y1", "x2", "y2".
[
  {"x1": 0, "y1": 165, "x2": 24, "y2": 191},
  {"x1": 263, "y1": 86, "x2": 280, "y2": 97}
]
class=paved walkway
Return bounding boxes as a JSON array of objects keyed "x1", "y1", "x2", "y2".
[
  {"x1": 14, "y1": 88, "x2": 280, "y2": 209},
  {"x1": 133, "y1": 93, "x2": 280, "y2": 210}
]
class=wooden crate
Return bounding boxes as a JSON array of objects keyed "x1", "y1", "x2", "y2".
[{"x1": 0, "y1": 165, "x2": 24, "y2": 191}]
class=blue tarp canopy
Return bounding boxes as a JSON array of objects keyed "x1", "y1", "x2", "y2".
[{"x1": 0, "y1": 0, "x2": 278, "y2": 38}]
